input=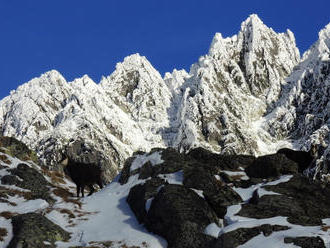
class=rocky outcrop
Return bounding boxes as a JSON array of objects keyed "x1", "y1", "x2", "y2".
[
  {"x1": 214, "y1": 225, "x2": 290, "y2": 248},
  {"x1": 238, "y1": 174, "x2": 330, "y2": 226},
  {"x1": 284, "y1": 236, "x2": 326, "y2": 248},
  {"x1": 0, "y1": 136, "x2": 38, "y2": 163},
  {"x1": 173, "y1": 14, "x2": 300, "y2": 154},
  {"x1": 1, "y1": 163, "x2": 54, "y2": 203},
  {"x1": 2, "y1": 15, "x2": 329, "y2": 183},
  {"x1": 124, "y1": 148, "x2": 330, "y2": 247},
  {"x1": 145, "y1": 184, "x2": 217, "y2": 248},
  {"x1": 7, "y1": 213, "x2": 70, "y2": 248},
  {"x1": 245, "y1": 153, "x2": 298, "y2": 178}
]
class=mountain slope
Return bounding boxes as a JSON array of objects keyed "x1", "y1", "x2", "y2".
[
  {"x1": 265, "y1": 23, "x2": 330, "y2": 179},
  {"x1": 171, "y1": 14, "x2": 300, "y2": 154},
  {"x1": 0, "y1": 14, "x2": 329, "y2": 182}
]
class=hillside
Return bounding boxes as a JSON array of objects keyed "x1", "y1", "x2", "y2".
[{"x1": 1, "y1": 15, "x2": 329, "y2": 182}]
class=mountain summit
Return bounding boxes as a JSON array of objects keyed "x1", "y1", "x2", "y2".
[{"x1": 0, "y1": 14, "x2": 329, "y2": 181}]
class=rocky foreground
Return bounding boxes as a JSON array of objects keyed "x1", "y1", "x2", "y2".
[{"x1": 1, "y1": 136, "x2": 330, "y2": 248}]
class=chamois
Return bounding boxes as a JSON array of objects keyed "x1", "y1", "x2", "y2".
[
  {"x1": 276, "y1": 145, "x2": 317, "y2": 173},
  {"x1": 61, "y1": 157, "x2": 103, "y2": 197}
]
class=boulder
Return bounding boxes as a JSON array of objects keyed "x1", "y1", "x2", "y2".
[
  {"x1": 214, "y1": 225, "x2": 290, "y2": 248},
  {"x1": 284, "y1": 236, "x2": 325, "y2": 248},
  {"x1": 145, "y1": 184, "x2": 218, "y2": 248},
  {"x1": 1, "y1": 163, "x2": 54, "y2": 203},
  {"x1": 127, "y1": 177, "x2": 165, "y2": 223},
  {"x1": 7, "y1": 212, "x2": 70, "y2": 248},
  {"x1": 239, "y1": 175, "x2": 330, "y2": 226},
  {"x1": 188, "y1": 147, "x2": 255, "y2": 171},
  {"x1": 245, "y1": 153, "x2": 298, "y2": 178},
  {"x1": 0, "y1": 136, "x2": 38, "y2": 163}
]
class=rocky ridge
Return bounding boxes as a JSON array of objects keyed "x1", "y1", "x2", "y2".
[
  {"x1": 0, "y1": 14, "x2": 329, "y2": 182},
  {"x1": 2, "y1": 137, "x2": 330, "y2": 247}
]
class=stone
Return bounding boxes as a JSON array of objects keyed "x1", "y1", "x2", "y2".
[
  {"x1": 284, "y1": 236, "x2": 325, "y2": 248},
  {"x1": 7, "y1": 212, "x2": 70, "y2": 248},
  {"x1": 245, "y1": 153, "x2": 298, "y2": 179},
  {"x1": 145, "y1": 184, "x2": 218, "y2": 248}
]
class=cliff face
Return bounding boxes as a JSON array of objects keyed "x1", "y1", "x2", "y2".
[
  {"x1": 265, "y1": 23, "x2": 330, "y2": 179},
  {"x1": 0, "y1": 14, "x2": 329, "y2": 181}
]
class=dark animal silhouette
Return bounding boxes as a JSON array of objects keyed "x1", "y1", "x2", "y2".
[
  {"x1": 276, "y1": 145, "x2": 317, "y2": 173},
  {"x1": 61, "y1": 158, "x2": 103, "y2": 197}
]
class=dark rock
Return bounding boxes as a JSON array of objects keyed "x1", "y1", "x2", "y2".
[
  {"x1": 118, "y1": 156, "x2": 138, "y2": 185},
  {"x1": 277, "y1": 148, "x2": 315, "y2": 173},
  {"x1": 120, "y1": 148, "x2": 185, "y2": 185},
  {"x1": 238, "y1": 175, "x2": 330, "y2": 226},
  {"x1": 0, "y1": 136, "x2": 38, "y2": 163},
  {"x1": 203, "y1": 185, "x2": 242, "y2": 218},
  {"x1": 238, "y1": 194, "x2": 322, "y2": 226},
  {"x1": 183, "y1": 162, "x2": 242, "y2": 218},
  {"x1": 284, "y1": 236, "x2": 325, "y2": 248},
  {"x1": 188, "y1": 147, "x2": 255, "y2": 171},
  {"x1": 2, "y1": 163, "x2": 54, "y2": 203},
  {"x1": 138, "y1": 161, "x2": 154, "y2": 179},
  {"x1": 214, "y1": 225, "x2": 290, "y2": 248},
  {"x1": 214, "y1": 227, "x2": 260, "y2": 248},
  {"x1": 245, "y1": 153, "x2": 298, "y2": 179},
  {"x1": 7, "y1": 212, "x2": 70, "y2": 248},
  {"x1": 249, "y1": 189, "x2": 259, "y2": 204},
  {"x1": 264, "y1": 174, "x2": 330, "y2": 225},
  {"x1": 152, "y1": 147, "x2": 185, "y2": 175},
  {"x1": 183, "y1": 166, "x2": 220, "y2": 192},
  {"x1": 1, "y1": 175, "x2": 21, "y2": 185},
  {"x1": 127, "y1": 177, "x2": 165, "y2": 223},
  {"x1": 145, "y1": 184, "x2": 218, "y2": 248}
]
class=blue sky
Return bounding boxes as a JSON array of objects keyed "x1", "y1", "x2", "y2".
[{"x1": 0, "y1": 0, "x2": 329, "y2": 100}]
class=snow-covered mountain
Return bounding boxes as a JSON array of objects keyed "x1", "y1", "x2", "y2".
[{"x1": 0, "y1": 14, "x2": 329, "y2": 181}]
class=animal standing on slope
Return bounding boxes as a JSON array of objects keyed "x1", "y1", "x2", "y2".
[
  {"x1": 276, "y1": 145, "x2": 318, "y2": 173},
  {"x1": 60, "y1": 157, "x2": 103, "y2": 197}
]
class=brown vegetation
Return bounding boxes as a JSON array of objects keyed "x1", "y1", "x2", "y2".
[
  {"x1": 70, "y1": 240, "x2": 148, "y2": 248},
  {"x1": 0, "y1": 228, "x2": 8, "y2": 242},
  {"x1": 0, "y1": 211, "x2": 17, "y2": 219},
  {"x1": 321, "y1": 225, "x2": 330, "y2": 231},
  {"x1": 41, "y1": 166, "x2": 66, "y2": 184},
  {"x1": 0, "y1": 154, "x2": 11, "y2": 164},
  {"x1": 59, "y1": 208, "x2": 76, "y2": 219},
  {"x1": 0, "y1": 186, "x2": 33, "y2": 201},
  {"x1": 52, "y1": 187, "x2": 82, "y2": 208}
]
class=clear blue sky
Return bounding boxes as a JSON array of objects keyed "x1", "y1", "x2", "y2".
[{"x1": 0, "y1": 0, "x2": 329, "y2": 100}]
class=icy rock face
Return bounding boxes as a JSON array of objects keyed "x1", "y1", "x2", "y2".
[
  {"x1": 1, "y1": 15, "x2": 329, "y2": 181},
  {"x1": 100, "y1": 54, "x2": 172, "y2": 147},
  {"x1": 173, "y1": 14, "x2": 300, "y2": 154},
  {"x1": 0, "y1": 55, "x2": 174, "y2": 180},
  {"x1": 266, "y1": 23, "x2": 330, "y2": 179}
]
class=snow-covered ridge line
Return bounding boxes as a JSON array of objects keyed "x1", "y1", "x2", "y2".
[{"x1": 0, "y1": 14, "x2": 330, "y2": 181}]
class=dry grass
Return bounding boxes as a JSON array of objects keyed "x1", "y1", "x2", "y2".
[
  {"x1": 53, "y1": 187, "x2": 82, "y2": 208},
  {"x1": 321, "y1": 225, "x2": 330, "y2": 231},
  {"x1": 41, "y1": 167, "x2": 66, "y2": 185},
  {"x1": 0, "y1": 154, "x2": 11, "y2": 165},
  {"x1": 0, "y1": 211, "x2": 17, "y2": 219},
  {"x1": 59, "y1": 209, "x2": 76, "y2": 219},
  {"x1": 80, "y1": 240, "x2": 147, "y2": 248},
  {"x1": 0, "y1": 228, "x2": 7, "y2": 242},
  {"x1": 230, "y1": 174, "x2": 245, "y2": 181},
  {"x1": 0, "y1": 186, "x2": 33, "y2": 201}
]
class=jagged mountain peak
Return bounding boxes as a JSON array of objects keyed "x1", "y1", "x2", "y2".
[
  {"x1": 0, "y1": 15, "x2": 329, "y2": 184},
  {"x1": 240, "y1": 13, "x2": 264, "y2": 30},
  {"x1": 319, "y1": 22, "x2": 330, "y2": 45}
]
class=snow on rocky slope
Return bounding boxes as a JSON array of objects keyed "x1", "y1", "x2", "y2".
[
  {"x1": 171, "y1": 14, "x2": 300, "y2": 154},
  {"x1": 0, "y1": 14, "x2": 329, "y2": 181},
  {"x1": 265, "y1": 23, "x2": 330, "y2": 179},
  {"x1": 2, "y1": 138, "x2": 330, "y2": 248}
]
